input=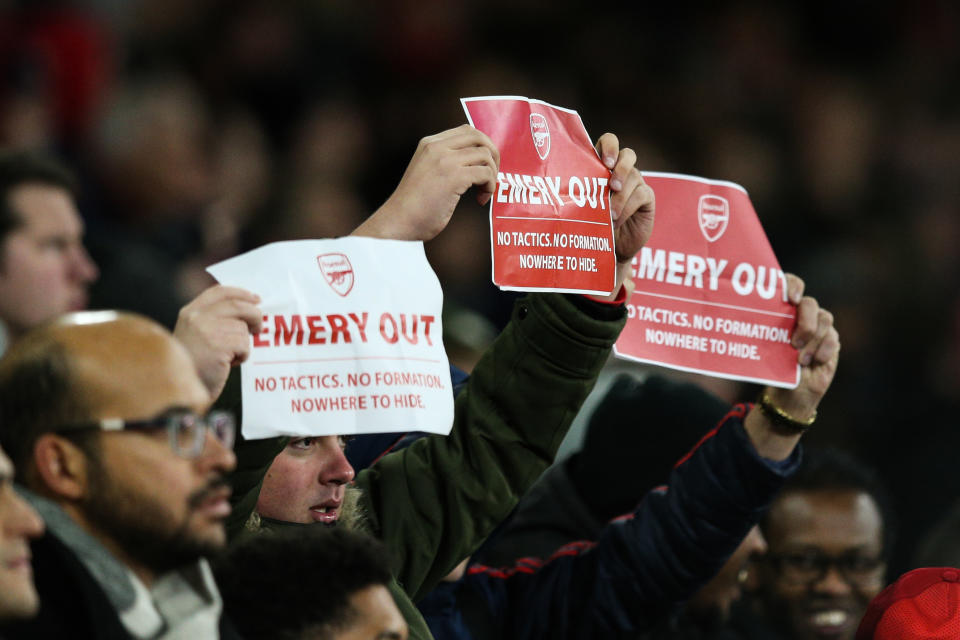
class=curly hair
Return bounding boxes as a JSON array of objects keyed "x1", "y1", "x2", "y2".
[{"x1": 213, "y1": 526, "x2": 394, "y2": 640}]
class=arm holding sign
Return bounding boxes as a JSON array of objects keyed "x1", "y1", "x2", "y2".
[
  {"x1": 352, "y1": 125, "x2": 500, "y2": 242},
  {"x1": 173, "y1": 285, "x2": 263, "y2": 402},
  {"x1": 354, "y1": 133, "x2": 655, "y2": 605},
  {"x1": 592, "y1": 134, "x2": 654, "y2": 302},
  {"x1": 354, "y1": 127, "x2": 651, "y2": 302},
  {"x1": 434, "y1": 280, "x2": 839, "y2": 639},
  {"x1": 744, "y1": 273, "x2": 839, "y2": 461}
]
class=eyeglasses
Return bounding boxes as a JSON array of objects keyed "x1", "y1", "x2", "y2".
[
  {"x1": 764, "y1": 550, "x2": 886, "y2": 588},
  {"x1": 56, "y1": 410, "x2": 236, "y2": 459}
]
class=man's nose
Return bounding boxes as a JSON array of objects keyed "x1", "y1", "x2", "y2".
[
  {"x1": 198, "y1": 429, "x2": 237, "y2": 473},
  {"x1": 321, "y1": 445, "x2": 355, "y2": 486},
  {"x1": 7, "y1": 492, "x2": 44, "y2": 539},
  {"x1": 811, "y1": 564, "x2": 853, "y2": 597},
  {"x1": 69, "y1": 244, "x2": 99, "y2": 283},
  {"x1": 747, "y1": 525, "x2": 768, "y2": 555}
]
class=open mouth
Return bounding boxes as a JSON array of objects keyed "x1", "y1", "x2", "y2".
[{"x1": 310, "y1": 503, "x2": 340, "y2": 525}]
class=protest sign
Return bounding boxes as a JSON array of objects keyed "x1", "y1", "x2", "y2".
[
  {"x1": 207, "y1": 238, "x2": 453, "y2": 439},
  {"x1": 462, "y1": 96, "x2": 616, "y2": 295},
  {"x1": 613, "y1": 173, "x2": 800, "y2": 388}
]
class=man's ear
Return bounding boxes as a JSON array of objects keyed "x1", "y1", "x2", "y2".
[{"x1": 31, "y1": 434, "x2": 90, "y2": 500}]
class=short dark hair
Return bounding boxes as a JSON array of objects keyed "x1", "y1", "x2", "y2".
[
  {"x1": 0, "y1": 149, "x2": 78, "y2": 244},
  {"x1": 0, "y1": 336, "x2": 89, "y2": 474},
  {"x1": 765, "y1": 447, "x2": 897, "y2": 561},
  {"x1": 214, "y1": 527, "x2": 394, "y2": 640}
]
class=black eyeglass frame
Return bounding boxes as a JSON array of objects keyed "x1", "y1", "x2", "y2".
[{"x1": 763, "y1": 550, "x2": 886, "y2": 588}]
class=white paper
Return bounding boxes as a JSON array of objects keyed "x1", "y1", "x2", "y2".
[{"x1": 207, "y1": 238, "x2": 453, "y2": 440}]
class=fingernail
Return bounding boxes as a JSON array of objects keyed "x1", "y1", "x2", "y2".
[
  {"x1": 800, "y1": 352, "x2": 812, "y2": 366},
  {"x1": 792, "y1": 336, "x2": 806, "y2": 349},
  {"x1": 611, "y1": 178, "x2": 623, "y2": 191},
  {"x1": 605, "y1": 156, "x2": 616, "y2": 169},
  {"x1": 611, "y1": 208, "x2": 620, "y2": 220}
]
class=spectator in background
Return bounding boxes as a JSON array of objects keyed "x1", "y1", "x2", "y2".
[
  {"x1": 0, "y1": 445, "x2": 44, "y2": 622},
  {"x1": 0, "y1": 150, "x2": 98, "y2": 350},
  {"x1": 0, "y1": 311, "x2": 242, "y2": 639},
  {"x1": 215, "y1": 527, "x2": 407, "y2": 640},
  {"x1": 722, "y1": 448, "x2": 894, "y2": 640}
]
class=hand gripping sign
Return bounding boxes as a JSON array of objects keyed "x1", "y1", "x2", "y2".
[
  {"x1": 462, "y1": 96, "x2": 616, "y2": 295},
  {"x1": 613, "y1": 173, "x2": 801, "y2": 388},
  {"x1": 207, "y1": 238, "x2": 453, "y2": 440}
]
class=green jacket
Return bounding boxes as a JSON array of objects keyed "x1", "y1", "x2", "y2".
[{"x1": 224, "y1": 292, "x2": 626, "y2": 639}]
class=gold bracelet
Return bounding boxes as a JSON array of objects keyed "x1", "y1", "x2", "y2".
[{"x1": 758, "y1": 393, "x2": 816, "y2": 433}]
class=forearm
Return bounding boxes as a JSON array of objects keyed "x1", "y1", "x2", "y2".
[
  {"x1": 464, "y1": 412, "x2": 799, "y2": 639},
  {"x1": 351, "y1": 205, "x2": 420, "y2": 241},
  {"x1": 743, "y1": 405, "x2": 803, "y2": 462}
]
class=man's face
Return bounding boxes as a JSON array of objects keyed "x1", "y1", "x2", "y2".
[
  {"x1": 689, "y1": 525, "x2": 767, "y2": 626},
  {"x1": 329, "y1": 585, "x2": 407, "y2": 640},
  {"x1": 257, "y1": 436, "x2": 355, "y2": 525},
  {"x1": 759, "y1": 489, "x2": 885, "y2": 640},
  {"x1": 0, "y1": 184, "x2": 98, "y2": 337},
  {"x1": 69, "y1": 318, "x2": 236, "y2": 578},
  {"x1": 0, "y1": 448, "x2": 44, "y2": 620}
]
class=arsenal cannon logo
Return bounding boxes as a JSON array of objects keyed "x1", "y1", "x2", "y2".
[
  {"x1": 317, "y1": 253, "x2": 355, "y2": 297},
  {"x1": 529, "y1": 113, "x2": 550, "y2": 160},
  {"x1": 697, "y1": 194, "x2": 730, "y2": 243}
]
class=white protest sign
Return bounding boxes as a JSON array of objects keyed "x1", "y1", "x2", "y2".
[{"x1": 207, "y1": 238, "x2": 453, "y2": 440}]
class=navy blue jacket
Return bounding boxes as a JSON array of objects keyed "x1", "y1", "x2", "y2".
[{"x1": 419, "y1": 405, "x2": 800, "y2": 640}]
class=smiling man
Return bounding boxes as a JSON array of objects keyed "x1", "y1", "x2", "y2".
[
  {"x1": 724, "y1": 448, "x2": 892, "y2": 640},
  {"x1": 0, "y1": 311, "x2": 242, "y2": 638}
]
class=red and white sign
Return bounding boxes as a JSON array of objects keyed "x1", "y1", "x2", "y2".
[
  {"x1": 207, "y1": 238, "x2": 453, "y2": 439},
  {"x1": 462, "y1": 96, "x2": 616, "y2": 295},
  {"x1": 613, "y1": 173, "x2": 800, "y2": 388}
]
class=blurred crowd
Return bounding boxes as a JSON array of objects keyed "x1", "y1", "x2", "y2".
[{"x1": 1, "y1": 0, "x2": 959, "y2": 593}]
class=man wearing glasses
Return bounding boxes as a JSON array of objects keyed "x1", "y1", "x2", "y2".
[
  {"x1": 0, "y1": 311, "x2": 243, "y2": 639},
  {"x1": 722, "y1": 448, "x2": 892, "y2": 640}
]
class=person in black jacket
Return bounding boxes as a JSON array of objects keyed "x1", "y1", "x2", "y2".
[{"x1": 409, "y1": 274, "x2": 841, "y2": 639}]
